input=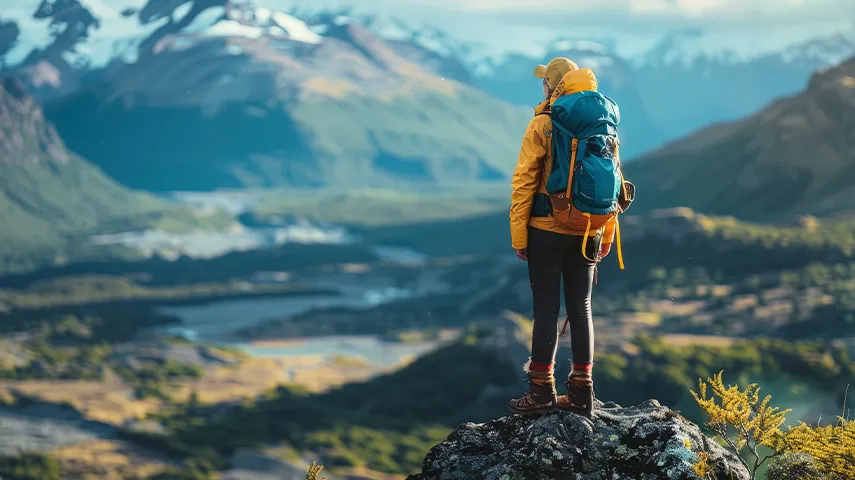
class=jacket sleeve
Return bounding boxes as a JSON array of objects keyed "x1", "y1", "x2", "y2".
[{"x1": 510, "y1": 117, "x2": 548, "y2": 250}]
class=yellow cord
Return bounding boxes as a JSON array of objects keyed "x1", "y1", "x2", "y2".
[{"x1": 615, "y1": 215, "x2": 625, "y2": 270}]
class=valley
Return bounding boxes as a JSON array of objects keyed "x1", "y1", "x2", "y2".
[{"x1": 1, "y1": 202, "x2": 854, "y2": 478}]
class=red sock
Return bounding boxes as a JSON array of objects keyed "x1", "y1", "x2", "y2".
[
  {"x1": 572, "y1": 362, "x2": 593, "y2": 377},
  {"x1": 530, "y1": 361, "x2": 554, "y2": 373}
]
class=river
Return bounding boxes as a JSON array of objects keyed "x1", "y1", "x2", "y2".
[{"x1": 156, "y1": 266, "x2": 448, "y2": 366}]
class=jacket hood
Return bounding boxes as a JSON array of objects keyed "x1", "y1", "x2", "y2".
[{"x1": 549, "y1": 68, "x2": 598, "y2": 105}]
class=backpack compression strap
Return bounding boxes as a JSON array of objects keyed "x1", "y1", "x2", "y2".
[{"x1": 580, "y1": 213, "x2": 625, "y2": 270}]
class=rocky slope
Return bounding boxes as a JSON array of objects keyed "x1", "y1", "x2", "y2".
[
  {"x1": 0, "y1": 77, "x2": 156, "y2": 248},
  {"x1": 0, "y1": 75, "x2": 234, "y2": 275},
  {"x1": 26, "y1": 0, "x2": 528, "y2": 191},
  {"x1": 624, "y1": 55, "x2": 855, "y2": 220},
  {"x1": 407, "y1": 400, "x2": 749, "y2": 480}
]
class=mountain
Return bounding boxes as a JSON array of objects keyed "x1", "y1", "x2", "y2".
[
  {"x1": 624, "y1": 56, "x2": 855, "y2": 220},
  {"x1": 295, "y1": 7, "x2": 480, "y2": 87},
  {"x1": 633, "y1": 29, "x2": 855, "y2": 142},
  {"x1": 3, "y1": 1, "x2": 528, "y2": 192},
  {"x1": 2, "y1": 1, "x2": 852, "y2": 176},
  {"x1": 0, "y1": 74, "x2": 239, "y2": 275},
  {"x1": 0, "y1": 76, "x2": 161, "y2": 270}
]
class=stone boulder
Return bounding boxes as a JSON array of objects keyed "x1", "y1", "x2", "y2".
[{"x1": 407, "y1": 400, "x2": 749, "y2": 480}]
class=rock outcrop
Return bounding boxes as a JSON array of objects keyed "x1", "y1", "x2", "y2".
[
  {"x1": 0, "y1": 77, "x2": 68, "y2": 164},
  {"x1": 407, "y1": 400, "x2": 749, "y2": 480}
]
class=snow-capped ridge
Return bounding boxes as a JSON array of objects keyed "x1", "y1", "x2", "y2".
[
  {"x1": 197, "y1": 3, "x2": 320, "y2": 44},
  {"x1": 0, "y1": 0, "x2": 323, "y2": 72},
  {"x1": 777, "y1": 32, "x2": 855, "y2": 66},
  {"x1": 636, "y1": 28, "x2": 855, "y2": 70}
]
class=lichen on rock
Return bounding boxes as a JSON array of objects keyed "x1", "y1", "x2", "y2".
[{"x1": 407, "y1": 400, "x2": 749, "y2": 480}]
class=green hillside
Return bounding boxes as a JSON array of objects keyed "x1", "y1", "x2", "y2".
[
  {"x1": 0, "y1": 78, "x2": 232, "y2": 275},
  {"x1": 44, "y1": 24, "x2": 529, "y2": 192},
  {"x1": 624, "y1": 56, "x2": 855, "y2": 220}
]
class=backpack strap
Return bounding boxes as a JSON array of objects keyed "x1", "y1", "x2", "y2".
[
  {"x1": 615, "y1": 216, "x2": 625, "y2": 270},
  {"x1": 566, "y1": 138, "x2": 579, "y2": 200},
  {"x1": 536, "y1": 103, "x2": 551, "y2": 116},
  {"x1": 580, "y1": 213, "x2": 597, "y2": 263},
  {"x1": 612, "y1": 142, "x2": 627, "y2": 270}
]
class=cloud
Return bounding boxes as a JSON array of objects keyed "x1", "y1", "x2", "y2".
[
  {"x1": 625, "y1": 0, "x2": 818, "y2": 19},
  {"x1": 630, "y1": 0, "x2": 725, "y2": 16},
  {"x1": 320, "y1": 0, "x2": 841, "y2": 23},
  {"x1": 289, "y1": 0, "x2": 850, "y2": 31}
]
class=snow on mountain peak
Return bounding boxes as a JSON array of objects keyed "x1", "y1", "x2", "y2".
[
  {"x1": 636, "y1": 29, "x2": 740, "y2": 69},
  {"x1": 550, "y1": 39, "x2": 612, "y2": 56},
  {"x1": 196, "y1": 4, "x2": 320, "y2": 44},
  {"x1": 293, "y1": 6, "x2": 482, "y2": 61},
  {"x1": 778, "y1": 32, "x2": 855, "y2": 66},
  {"x1": 636, "y1": 28, "x2": 855, "y2": 70},
  {"x1": 0, "y1": 0, "x2": 323, "y2": 71},
  {"x1": 180, "y1": 6, "x2": 227, "y2": 35},
  {"x1": 270, "y1": 11, "x2": 321, "y2": 44}
]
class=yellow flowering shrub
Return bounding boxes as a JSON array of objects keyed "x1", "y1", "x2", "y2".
[
  {"x1": 692, "y1": 371, "x2": 854, "y2": 480},
  {"x1": 784, "y1": 417, "x2": 855, "y2": 478},
  {"x1": 306, "y1": 461, "x2": 327, "y2": 480}
]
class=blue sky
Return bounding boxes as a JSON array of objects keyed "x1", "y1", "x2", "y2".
[{"x1": 288, "y1": 0, "x2": 855, "y2": 57}]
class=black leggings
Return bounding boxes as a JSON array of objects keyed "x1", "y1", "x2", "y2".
[{"x1": 527, "y1": 227, "x2": 598, "y2": 365}]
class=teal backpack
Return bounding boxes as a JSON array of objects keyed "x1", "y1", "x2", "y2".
[{"x1": 535, "y1": 90, "x2": 633, "y2": 268}]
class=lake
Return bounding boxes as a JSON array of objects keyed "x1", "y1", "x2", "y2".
[{"x1": 157, "y1": 273, "x2": 445, "y2": 366}]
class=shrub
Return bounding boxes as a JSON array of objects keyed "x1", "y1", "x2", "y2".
[
  {"x1": 0, "y1": 452, "x2": 62, "y2": 480},
  {"x1": 306, "y1": 461, "x2": 327, "y2": 480},
  {"x1": 692, "y1": 371, "x2": 855, "y2": 480}
]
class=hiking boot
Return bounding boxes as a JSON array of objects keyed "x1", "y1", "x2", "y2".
[
  {"x1": 508, "y1": 369, "x2": 557, "y2": 415},
  {"x1": 556, "y1": 375, "x2": 594, "y2": 419}
]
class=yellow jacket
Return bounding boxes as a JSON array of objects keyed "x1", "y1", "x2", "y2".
[{"x1": 510, "y1": 68, "x2": 618, "y2": 250}]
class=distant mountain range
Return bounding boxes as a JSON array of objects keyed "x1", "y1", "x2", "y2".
[
  {"x1": 2, "y1": 0, "x2": 529, "y2": 191},
  {"x1": 625, "y1": 55, "x2": 855, "y2": 220},
  {"x1": 2, "y1": 1, "x2": 853, "y2": 167},
  {"x1": 0, "y1": 0, "x2": 853, "y2": 195},
  {"x1": 294, "y1": 10, "x2": 854, "y2": 155}
]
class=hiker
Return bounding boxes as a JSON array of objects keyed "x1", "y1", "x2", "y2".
[{"x1": 508, "y1": 57, "x2": 634, "y2": 418}]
